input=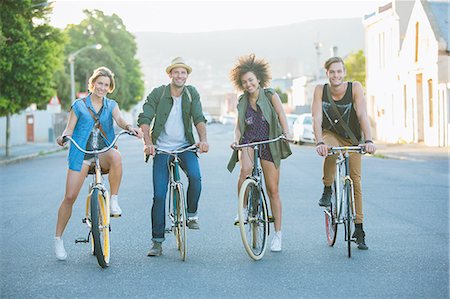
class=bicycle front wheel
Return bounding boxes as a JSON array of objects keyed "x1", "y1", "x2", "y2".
[
  {"x1": 173, "y1": 184, "x2": 187, "y2": 261},
  {"x1": 90, "y1": 188, "x2": 110, "y2": 268},
  {"x1": 238, "y1": 179, "x2": 269, "y2": 260},
  {"x1": 344, "y1": 181, "x2": 352, "y2": 258},
  {"x1": 325, "y1": 182, "x2": 338, "y2": 246}
]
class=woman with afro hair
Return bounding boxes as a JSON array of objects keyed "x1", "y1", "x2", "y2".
[{"x1": 227, "y1": 54, "x2": 292, "y2": 252}]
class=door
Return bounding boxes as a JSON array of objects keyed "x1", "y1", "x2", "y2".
[
  {"x1": 26, "y1": 115, "x2": 34, "y2": 142},
  {"x1": 415, "y1": 74, "x2": 424, "y2": 142}
]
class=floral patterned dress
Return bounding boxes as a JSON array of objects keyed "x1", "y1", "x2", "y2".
[{"x1": 241, "y1": 104, "x2": 274, "y2": 162}]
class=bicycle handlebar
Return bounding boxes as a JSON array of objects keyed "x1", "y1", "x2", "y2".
[
  {"x1": 62, "y1": 130, "x2": 135, "y2": 155},
  {"x1": 145, "y1": 144, "x2": 198, "y2": 163},
  {"x1": 327, "y1": 145, "x2": 366, "y2": 155},
  {"x1": 232, "y1": 135, "x2": 291, "y2": 150}
]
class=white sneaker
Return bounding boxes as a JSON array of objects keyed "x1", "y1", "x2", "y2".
[
  {"x1": 271, "y1": 231, "x2": 282, "y2": 252},
  {"x1": 54, "y1": 236, "x2": 67, "y2": 260},
  {"x1": 234, "y1": 209, "x2": 248, "y2": 225},
  {"x1": 110, "y1": 195, "x2": 122, "y2": 217}
]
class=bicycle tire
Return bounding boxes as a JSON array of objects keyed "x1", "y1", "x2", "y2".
[
  {"x1": 90, "y1": 188, "x2": 110, "y2": 268},
  {"x1": 238, "y1": 179, "x2": 268, "y2": 260},
  {"x1": 173, "y1": 184, "x2": 187, "y2": 261},
  {"x1": 85, "y1": 195, "x2": 95, "y2": 255},
  {"x1": 325, "y1": 182, "x2": 338, "y2": 246},
  {"x1": 345, "y1": 181, "x2": 352, "y2": 258}
]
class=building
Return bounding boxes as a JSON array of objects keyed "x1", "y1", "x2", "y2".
[{"x1": 363, "y1": 0, "x2": 449, "y2": 146}]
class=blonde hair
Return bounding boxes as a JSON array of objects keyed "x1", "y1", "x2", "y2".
[
  {"x1": 324, "y1": 56, "x2": 345, "y2": 71},
  {"x1": 229, "y1": 54, "x2": 271, "y2": 91},
  {"x1": 88, "y1": 66, "x2": 115, "y2": 93}
]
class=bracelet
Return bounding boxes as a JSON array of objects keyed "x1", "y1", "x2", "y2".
[
  {"x1": 316, "y1": 141, "x2": 325, "y2": 146},
  {"x1": 364, "y1": 140, "x2": 374, "y2": 144}
]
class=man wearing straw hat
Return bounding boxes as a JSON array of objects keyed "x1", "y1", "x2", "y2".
[{"x1": 138, "y1": 57, "x2": 209, "y2": 257}]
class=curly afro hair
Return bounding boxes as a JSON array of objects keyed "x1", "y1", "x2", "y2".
[{"x1": 229, "y1": 54, "x2": 271, "y2": 91}]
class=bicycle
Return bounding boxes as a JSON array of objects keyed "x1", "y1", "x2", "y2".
[
  {"x1": 323, "y1": 145, "x2": 365, "y2": 258},
  {"x1": 146, "y1": 144, "x2": 198, "y2": 261},
  {"x1": 63, "y1": 130, "x2": 134, "y2": 268},
  {"x1": 232, "y1": 135, "x2": 288, "y2": 260}
]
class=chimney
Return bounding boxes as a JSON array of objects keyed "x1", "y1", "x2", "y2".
[{"x1": 330, "y1": 46, "x2": 338, "y2": 57}]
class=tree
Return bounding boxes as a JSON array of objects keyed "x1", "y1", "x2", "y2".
[
  {"x1": 58, "y1": 10, "x2": 144, "y2": 111},
  {"x1": 274, "y1": 87, "x2": 288, "y2": 104},
  {"x1": 0, "y1": 0, "x2": 65, "y2": 156},
  {"x1": 344, "y1": 50, "x2": 366, "y2": 88}
]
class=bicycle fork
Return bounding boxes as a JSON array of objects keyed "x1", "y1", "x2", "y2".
[{"x1": 75, "y1": 184, "x2": 110, "y2": 244}]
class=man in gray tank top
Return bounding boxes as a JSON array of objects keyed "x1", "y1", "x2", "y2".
[{"x1": 311, "y1": 56, "x2": 376, "y2": 250}]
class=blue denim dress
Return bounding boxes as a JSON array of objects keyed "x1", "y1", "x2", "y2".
[{"x1": 68, "y1": 95, "x2": 117, "y2": 171}]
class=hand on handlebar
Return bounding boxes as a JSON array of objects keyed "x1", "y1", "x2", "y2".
[
  {"x1": 230, "y1": 141, "x2": 238, "y2": 150},
  {"x1": 128, "y1": 127, "x2": 143, "y2": 139},
  {"x1": 361, "y1": 142, "x2": 376, "y2": 154},
  {"x1": 315, "y1": 143, "x2": 328, "y2": 157},
  {"x1": 196, "y1": 141, "x2": 209, "y2": 154},
  {"x1": 57, "y1": 136, "x2": 68, "y2": 147},
  {"x1": 144, "y1": 144, "x2": 156, "y2": 161}
]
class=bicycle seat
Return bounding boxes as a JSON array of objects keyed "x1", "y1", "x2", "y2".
[{"x1": 87, "y1": 163, "x2": 109, "y2": 175}]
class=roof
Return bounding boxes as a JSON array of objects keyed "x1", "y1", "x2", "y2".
[
  {"x1": 423, "y1": 0, "x2": 450, "y2": 51},
  {"x1": 394, "y1": 0, "x2": 415, "y2": 47}
]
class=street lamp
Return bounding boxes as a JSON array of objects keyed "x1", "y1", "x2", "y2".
[{"x1": 68, "y1": 44, "x2": 102, "y2": 103}]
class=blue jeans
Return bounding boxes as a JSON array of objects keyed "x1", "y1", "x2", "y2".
[{"x1": 151, "y1": 151, "x2": 202, "y2": 242}]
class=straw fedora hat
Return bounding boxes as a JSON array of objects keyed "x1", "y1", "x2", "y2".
[{"x1": 166, "y1": 57, "x2": 192, "y2": 74}]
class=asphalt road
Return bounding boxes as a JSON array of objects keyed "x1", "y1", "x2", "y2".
[{"x1": 1, "y1": 124, "x2": 448, "y2": 298}]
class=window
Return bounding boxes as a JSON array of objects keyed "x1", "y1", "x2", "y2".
[
  {"x1": 415, "y1": 22, "x2": 419, "y2": 62},
  {"x1": 428, "y1": 79, "x2": 433, "y2": 127},
  {"x1": 403, "y1": 85, "x2": 407, "y2": 127}
]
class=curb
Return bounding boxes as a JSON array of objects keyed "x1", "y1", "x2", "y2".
[{"x1": 0, "y1": 148, "x2": 65, "y2": 166}]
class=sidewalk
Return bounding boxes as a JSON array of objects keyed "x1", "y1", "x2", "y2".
[
  {"x1": 0, "y1": 141, "x2": 448, "y2": 165},
  {"x1": 0, "y1": 142, "x2": 64, "y2": 166},
  {"x1": 375, "y1": 142, "x2": 449, "y2": 161}
]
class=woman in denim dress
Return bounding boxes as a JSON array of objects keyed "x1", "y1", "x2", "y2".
[{"x1": 53, "y1": 67, "x2": 142, "y2": 261}]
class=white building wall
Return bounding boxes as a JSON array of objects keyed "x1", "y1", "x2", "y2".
[
  {"x1": 399, "y1": 0, "x2": 441, "y2": 146},
  {"x1": 0, "y1": 113, "x2": 27, "y2": 146},
  {"x1": 364, "y1": 6, "x2": 403, "y2": 143},
  {"x1": 33, "y1": 110, "x2": 53, "y2": 142}
]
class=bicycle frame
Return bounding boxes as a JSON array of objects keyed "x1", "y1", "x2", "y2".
[
  {"x1": 65, "y1": 130, "x2": 133, "y2": 267},
  {"x1": 155, "y1": 144, "x2": 197, "y2": 261},
  {"x1": 324, "y1": 145, "x2": 364, "y2": 257},
  {"x1": 233, "y1": 135, "x2": 288, "y2": 260},
  {"x1": 329, "y1": 149, "x2": 356, "y2": 227}
]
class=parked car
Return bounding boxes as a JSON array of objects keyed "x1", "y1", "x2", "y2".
[
  {"x1": 292, "y1": 113, "x2": 315, "y2": 144},
  {"x1": 203, "y1": 112, "x2": 212, "y2": 124},
  {"x1": 220, "y1": 115, "x2": 236, "y2": 125},
  {"x1": 286, "y1": 114, "x2": 300, "y2": 136}
]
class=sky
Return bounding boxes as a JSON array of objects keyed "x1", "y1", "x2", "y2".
[{"x1": 49, "y1": 0, "x2": 387, "y2": 33}]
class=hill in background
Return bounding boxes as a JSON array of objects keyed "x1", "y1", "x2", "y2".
[{"x1": 135, "y1": 17, "x2": 364, "y2": 95}]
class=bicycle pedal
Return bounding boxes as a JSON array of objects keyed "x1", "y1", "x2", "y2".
[
  {"x1": 75, "y1": 238, "x2": 88, "y2": 243},
  {"x1": 82, "y1": 218, "x2": 87, "y2": 223},
  {"x1": 164, "y1": 228, "x2": 172, "y2": 233},
  {"x1": 110, "y1": 214, "x2": 122, "y2": 218},
  {"x1": 268, "y1": 216, "x2": 274, "y2": 223}
]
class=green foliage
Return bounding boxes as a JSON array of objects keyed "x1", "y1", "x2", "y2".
[
  {"x1": 59, "y1": 10, "x2": 144, "y2": 111},
  {"x1": 274, "y1": 87, "x2": 288, "y2": 104},
  {"x1": 344, "y1": 50, "x2": 366, "y2": 88},
  {"x1": 0, "y1": 0, "x2": 65, "y2": 116}
]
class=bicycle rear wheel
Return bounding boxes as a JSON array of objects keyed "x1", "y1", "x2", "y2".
[
  {"x1": 344, "y1": 181, "x2": 352, "y2": 258},
  {"x1": 90, "y1": 188, "x2": 110, "y2": 268},
  {"x1": 238, "y1": 179, "x2": 269, "y2": 260},
  {"x1": 173, "y1": 184, "x2": 187, "y2": 261},
  {"x1": 325, "y1": 182, "x2": 338, "y2": 246}
]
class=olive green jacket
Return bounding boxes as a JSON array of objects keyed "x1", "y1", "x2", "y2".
[
  {"x1": 137, "y1": 85, "x2": 206, "y2": 145},
  {"x1": 227, "y1": 88, "x2": 292, "y2": 172}
]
